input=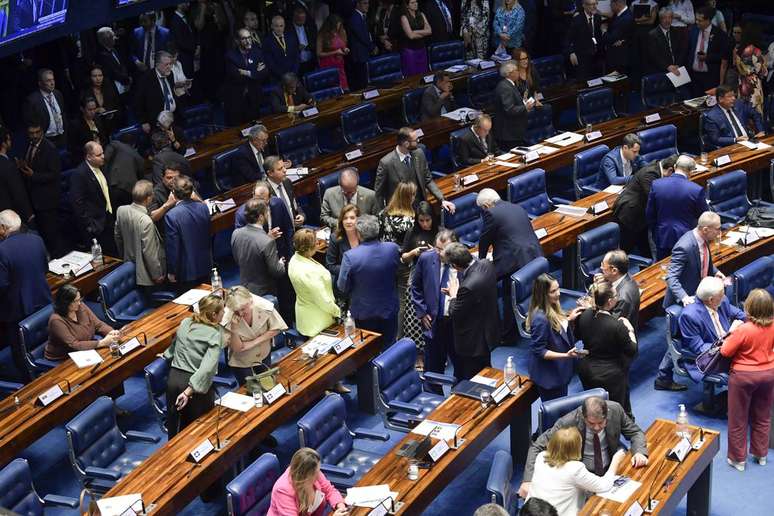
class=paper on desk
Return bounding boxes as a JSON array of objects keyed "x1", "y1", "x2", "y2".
[
  {"x1": 471, "y1": 375, "x2": 498, "y2": 387},
  {"x1": 496, "y1": 152, "x2": 515, "y2": 160},
  {"x1": 598, "y1": 476, "x2": 642, "y2": 503},
  {"x1": 544, "y1": 132, "x2": 584, "y2": 147},
  {"x1": 666, "y1": 67, "x2": 691, "y2": 88},
  {"x1": 49, "y1": 251, "x2": 93, "y2": 275},
  {"x1": 444, "y1": 64, "x2": 468, "y2": 73},
  {"x1": 494, "y1": 160, "x2": 521, "y2": 169},
  {"x1": 287, "y1": 167, "x2": 309, "y2": 176},
  {"x1": 411, "y1": 420, "x2": 460, "y2": 440},
  {"x1": 536, "y1": 145, "x2": 558, "y2": 155},
  {"x1": 216, "y1": 391, "x2": 255, "y2": 412},
  {"x1": 69, "y1": 349, "x2": 103, "y2": 368},
  {"x1": 315, "y1": 227, "x2": 331, "y2": 241},
  {"x1": 205, "y1": 198, "x2": 237, "y2": 213},
  {"x1": 184, "y1": 147, "x2": 196, "y2": 158},
  {"x1": 96, "y1": 494, "x2": 143, "y2": 516},
  {"x1": 603, "y1": 185, "x2": 624, "y2": 194},
  {"x1": 756, "y1": 142, "x2": 772, "y2": 150},
  {"x1": 738, "y1": 226, "x2": 774, "y2": 237},
  {"x1": 345, "y1": 485, "x2": 399, "y2": 508},
  {"x1": 738, "y1": 140, "x2": 758, "y2": 150},
  {"x1": 173, "y1": 288, "x2": 211, "y2": 306},
  {"x1": 601, "y1": 72, "x2": 627, "y2": 83},
  {"x1": 694, "y1": 164, "x2": 709, "y2": 173},
  {"x1": 302, "y1": 334, "x2": 340, "y2": 356},
  {"x1": 442, "y1": 107, "x2": 481, "y2": 122},
  {"x1": 554, "y1": 204, "x2": 588, "y2": 217}
]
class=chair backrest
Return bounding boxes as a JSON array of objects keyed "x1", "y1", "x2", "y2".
[
  {"x1": 297, "y1": 394, "x2": 353, "y2": 466},
  {"x1": 317, "y1": 170, "x2": 341, "y2": 204},
  {"x1": 507, "y1": 168, "x2": 551, "y2": 217},
  {"x1": 17, "y1": 304, "x2": 56, "y2": 377},
  {"x1": 733, "y1": 256, "x2": 774, "y2": 306},
  {"x1": 275, "y1": 122, "x2": 320, "y2": 164},
  {"x1": 372, "y1": 338, "x2": 423, "y2": 407},
  {"x1": 111, "y1": 124, "x2": 143, "y2": 143},
  {"x1": 341, "y1": 103, "x2": 382, "y2": 145},
  {"x1": 664, "y1": 303, "x2": 691, "y2": 377},
  {"x1": 143, "y1": 357, "x2": 170, "y2": 430},
  {"x1": 212, "y1": 146, "x2": 244, "y2": 192},
  {"x1": 65, "y1": 396, "x2": 126, "y2": 476},
  {"x1": 577, "y1": 222, "x2": 620, "y2": 285},
  {"x1": 98, "y1": 262, "x2": 146, "y2": 324},
  {"x1": 486, "y1": 450, "x2": 514, "y2": 514},
  {"x1": 467, "y1": 69, "x2": 500, "y2": 110},
  {"x1": 0, "y1": 458, "x2": 44, "y2": 516},
  {"x1": 531, "y1": 55, "x2": 566, "y2": 88},
  {"x1": 441, "y1": 192, "x2": 482, "y2": 245},
  {"x1": 706, "y1": 169, "x2": 751, "y2": 221},
  {"x1": 641, "y1": 73, "x2": 677, "y2": 109},
  {"x1": 428, "y1": 41, "x2": 465, "y2": 70},
  {"x1": 698, "y1": 112, "x2": 707, "y2": 153},
  {"x1": 538, "y1": 388, "x2": 609, "y2": 432},
  {"x1": 449, "y1": 127, "x2": 471, "y2": 171},
  {"x1": 577, "y1": 88, "x2": 616, "y2": 127},
  {"x1": 636, "y1": 124, "x2": 677, "y2": 163},
  {"x1": 226, "y1": 453, "x2": 280, "y2": 516},
  {"x1": 510, "y1": 257, "x2": 550, "y2": 338},
  {"x1": 402, "y1": 88, "x2": 424, "y2": 125},
  {"x1": 182, "y1": 103, "x2": 214, "y2": 127},
  {"x1": 525, "y1": 103, "x2": 556, "y2": 145},
  {"x1": 573, "y1": 144, "x2": 609, "y2": 199},
  {"x1": 303, "y1": 67, "x2": 343, "y2": 101},
  {"x1": 367, "y1": 53, "x2": 403, "y2": 85}
]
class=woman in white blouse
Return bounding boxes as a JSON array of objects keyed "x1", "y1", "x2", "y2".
[
  {"x1": 668, "y1": 0, "x2": 695, "y2": 28},
  {"x1": 527, "y1": 427, "x2": 625, "y2": 516}
]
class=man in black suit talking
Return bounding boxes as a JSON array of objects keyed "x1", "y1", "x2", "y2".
[
  {"x1": 564, "y1": 0, "x2": 603, "y2": 81},
  {"x1": 455, "y1": 114, "x2": 500, "y2": 167},
  {"x1": 492, "y1": 61, "x2": 534, "y2": 152},
  {"x1": 70, "y1": 141, "x2": 117, "y2": 255},
  {"x1": 646, "y1": 8, "x2": 682, "y2": 75}
]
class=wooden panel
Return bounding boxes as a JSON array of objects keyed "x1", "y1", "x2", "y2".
[{"x1": 46, "y1": 256, "x2": 122, "y2": 297}]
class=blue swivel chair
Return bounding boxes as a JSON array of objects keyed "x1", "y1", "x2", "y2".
[
  {"x1": 487, "y1": 450, "x2": 516, "y2": 515},
  {"x1": 507, "y1": 168, "x2": 572, "y2": 219},
  {"x1": 636, "y1": 124, "x2": 678, "y2": 163},
  {"x1": 226, "y1": 453, "x2": 280, "y2": 516},
  {"x1": 341, "y1": 103, "x2": 383, "y2": 145},
  {"x1": 707, "y1": 169, "x2": 773, "y2": 224},
  {"x1": 577, "y1": 87, "x2": 617, "y2": 127},
  {"x1": 733, "y1": 256, "x2": 774, "y2": 307},
  {"x1": 0, "y1": 458, "x2": 79, "y2": 513},
  {"x1": 304, "y1": 67, "x2": 344, "y2": 100},
  {"x1": 212, "y1": 146, "x2": 245, "y2": 192},
  {"x1": 449, "y1": 127, "x2": 472, "y2": 170},
  {"x1": 641, "y1": 73, "x2": 677, "y2": 109},
  {"x1": 98, "y1": 262, "x2": 174, "y2": 326},
  {"x1": 467, "y1": 70, "x2": 500, "y2": 110},
  {"x1": 531, "y1": 55, "x2": 566, "y2": 87},
  {"x1": 441, "y1": 192, "x2": 482, "y2": 247},
  {"x1": 537, "y1": 388, "x2": 609, "y2": 432},
  {"x1": 577, "y1": 222, "x2": 652, "y2": 286},
  {"x1": 573, "y1": 144, "x2": 608, "y2": 199},
  {"x1": 402, "y1": 88, "x2": 425, "y2": 125},
  {"x1": 428, "y1": 41, "x2": 465, "y2": 70},
  {"x1": 182, "y1": 103, "x2": 220, "y2": 142},
  {"x1": 525, "y1": 104, "x2": 556, "y2": 145},
  {"x1": 275, "y1": 122, "x2": 321, "y2": 164},
  {"x1": 16, "y1": 305, "x2": 60, "y2": 379},
  {"x1": 371, "y1": 338, "x2": 456, "y2": 431},
  {"x1": 317, "y1": 170, "x2": 342, "y2": 206},
  {"x1": 366, "y1": 53, "x2": 404, "y2": 86},
  {"x1": 297, "y1": 393, "x2": 389, "y2": 489}
]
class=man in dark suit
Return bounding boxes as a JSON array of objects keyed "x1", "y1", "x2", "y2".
[
  {"x1": 150, "y1": 130, "x2": 191, "y2": 185},
  {"x1": 646, "y1": 8, "x2": 682, "y2": 75},
  {"x1": 320, "y1": 167, "x2": 378, "y2": 228},
  {"x1": 347, "y1": 0, "x2": 376, "y2": 91},
  {"x1": 602, "y1": 0, "x2": 634, "y2": 74},
  {"x1": 492, "y1": 61, "x2": 534, "y2": 151},
  {"x1": 224, "y1": 28, "x2": 269, "y2": 127},
  {"x1": 564, "y1": 0, "x2": 603, "y2": 81},
  {"x1": 375, "y1": 127, "x2": 456, "y2": 212},
  {"x1": 133, "y1": 51, "x2": 179, "y2": 134},
  {"x1": 70, "y1": 141, "x2": 117, "y2": 256},
  {"x1": 411, "y1": 229, "x2": 459, "y2": 389},
  {"x1": 0, "y1": 209, "x2": 52, "y2": 380},
  {"x1": 613, "y1": 154, "x2": 677, "y2": 257},
  {"x1": 232, "y1": 125, "x2": 268, "y2": 187},
  {"x1": 265, "y1": 155, "x2": 305, "y2": 229},
  {"x1": 597, "y1": 250, "x2": 640, "y2": 329},
  {"x1": 0, "y1": 126, "x2": 34, "y2": 228},
  {"x1": 234, "y1": 181, "x2": 294, "y2": 261},
  {"x1": 165, "y1": 175, "x2": 211, "y2": 290},
  {"x1": 422, "y1": 0, "x2": 453, "y2": 44},
  {"x1": 680, "y1": 6, "x2": 728, "y2": 97},
  {"x1": 702, "y1": 84, "x2": 766, "y2": 151},
  {"x1": 596, "y1": 134, "x2": 645, "y2": 189},
  {"x1": 130, "y1": 11, "x2": 171, "y2": 74},
  {"x1": 291, "y1": 6, "x2": 318, "y2": 77},
  {"x1": 104, "y1": 134, "x2": 145, "y2": 210},
  {"x1": 455, "y1": 114, "x2": 500, "y2": 167},
  {"x1": 169, "y1": 3, "x2": 195, "y2": 76},
  {"x1": 444, "y1": 243, "x2": 500, "y2": 379},
  {"x1": 420, "y1": 71, "x2": 456, "y2": 121},
  {"x1": 646, "y1": 155, "x2": 709, "y2": 260},
  {"x1": 23, "y1": 69, "x2": 67, "y2": 148},
  {"x1": 263, "y1": 16, "x2": 301, "y2": 83},
  {"x1": 268, "y1": 73, "x2": 315, "y2": 114},
  {"x1": 95, "y1": 27, "x2": 132, "y2": 98}
]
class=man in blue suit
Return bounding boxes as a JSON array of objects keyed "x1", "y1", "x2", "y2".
[
  {"x1": 165, "y1": 175, "x2": 211, "y2": 291},
  {"x1": 596, "y1": 134, "x2": 645, "y2": 189},
  {"x1": 262, "y1": 16, "x2": 301, "y2": 83},
  {"x1": 234, "y1": 181, "x2": 294, "y2": 261},
  {"x1": 679, "y1": 6, "x2": 727, "y2": 97},
  {"x1": 702, "y1": 84, "x2": 766, "y2": 151},
  {"x1": 347, "y1": 0, "x2": 376, "y2": 91},
  {"x1": 602, "y1": 0, "x2": 635, "y2": 75},
  {"x1": 677, "y1": 276, "x2": 745, "y2": 382},
  {"x1": 411, "y1": 229, "x2": 458, "y2": 390},
  {"x1": 0, "y1": 209, "x2": 52, "y2": 380},
  {"x1": 131, "y1": 12, "x2": 171, "y2": 74},
  {"x1": 646, "y1": 155, "x2": 709, "y2": 259},
  {"x1": 338, "y1": 214, "x2": 401, "y2": 347}
]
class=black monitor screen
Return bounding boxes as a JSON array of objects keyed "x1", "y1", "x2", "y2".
[
  {"x1": 116, "y1": 0, "x2": 149, "y2": 6},
  {"x1": 1, "y1": 0, "x2": 68, "y2": 44}
]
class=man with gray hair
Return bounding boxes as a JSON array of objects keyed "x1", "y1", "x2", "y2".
[
  {"x1": 646, "y1": 154, "x2": 709, "y2": 259},
  {"x1": 95, "y1": 27, "x2": 133, "y2": 97},
  {"x1": 492, "y1": 60, "x2": 534, "y2": 151},
  {"x1": 597, "y1": 133, "x2": 644, "y2": 189},
  {"x1": 134, "y1": 50, "x2": 178, "y2": 133},
  {"x1": 646, "y1": 8, "x2": 681, "y2": 75},
  {"x1": 337, "y1": 214, "x2": 401, "y2": 346},
  {"x1": 320, "y1": 168, "x2": 378, "y2": 228},
  {"x1": 224, "y1": 28, "x2": 269, "y2": 125},
  {"x1": 232, "y1": 124, "x2": 270, "y2": 185}
]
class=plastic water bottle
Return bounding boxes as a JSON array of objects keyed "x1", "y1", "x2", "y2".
[
  {"x1": 676, "y1": 404, "x2": 690, "y2": 439},
  {"x1": 90, "y1": 238, "x2": 103, "y2": 267},
  {"x1": 210, "y1": 268, "x2": 223, "y2": 296},
  {"x1": 504, "y1": 356, "x2": 516, "y2": 387},
  {"x1": 344, "y1": 311, "x2": 356, "y2": 339}
]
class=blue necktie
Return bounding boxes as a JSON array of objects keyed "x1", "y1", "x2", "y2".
[
  {"x1": 404, "y1": 155, "x2": 411, "y2": 169},
  {"x1": 160, "y1": 75, "x2": 172, "y2": 110},
  {"x1": 438, "y1": 263, "x2": 450, "y2": 316}
]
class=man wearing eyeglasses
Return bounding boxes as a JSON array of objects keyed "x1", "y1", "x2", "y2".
[{"x1": 223, "y1": 28, "x2": 269, "y2": 126}]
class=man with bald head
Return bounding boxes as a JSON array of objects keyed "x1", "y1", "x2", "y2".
[
  {"x1": 70, "y1": 141, "x2": 117, "y2": 255},
  {"x1": 262, "y1": 15, "x2": 301, "y2": 82},
  {"x1": 320, "y1": 168, "x2": 378, "y2": 228},
  {"x1": 224, "y1": 28, "x2": 269, "y2": 126}
]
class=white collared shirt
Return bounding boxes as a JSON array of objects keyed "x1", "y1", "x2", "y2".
[
  {"x1": 249, "y1": 142, "x2": 264, "y2": 168},
  {"x1": 612, "y1": 275, "x2": 625, "y2": 292},
  {"x1": 439, "y1": 263, "x2": 457, "y2": 316},
  {"x1": 619, "y1": 148, "x2": 632, "y2": 177},
  {"x1": 692, "y1": 26, "x2": 711, "y2": 72},
  {"x1": 395, "y1": 147, "x2": 410, "y2": 163},
  {"x1": 41, "y1": 90, "x2": 64, "y2": 137}
]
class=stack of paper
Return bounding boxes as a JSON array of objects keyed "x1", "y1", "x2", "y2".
[
  {"x1": 301, "y1": 334, "x2": 340, "y2": 356},
  {"x1": 205, "y1": 198, "x2": 237, "y2": 212},
  {"x1": 315, "y1": 227, "x2": 331, "y2": 241},
  {"x1": 96, "y1": 494, "x2": 143, "y2": 516},
  {"x1": 494, "y1": 160, "x2": 521, "y2": 169},
  {"x1": 666, "y1": 66, "x2": 691, "y2": 88},
  {"x1": 69, "y1": 350, "x2": 103, "y2": 368},
  {"x1": 602, "y1": 185, "x2": 624, "y2": 194},
  {"x1": 173, "y1": 288, "x2": 212, "y2": 306},
  {"x1": 286, "y1": 167, "x2": 309, "y2": 182},
  {"x1": 601, "y1": 72, "x2": 627, "y2": 83},
  {"x1": 683, "y1": 95, "x2": 709, "y2": 109},
  {"x1": 544, "y1": 132, "x2": 584, "y2": 147},
  {"x1": 598, "y1": 476, "x2": 642, "y2": 503},
  {"x1": 411, "y1": 420, "x2": 460, "y2": 440},
  {"x1": 48, "y1": 250, "x2": 94, "y2": 276},
  {"x1": 444, "y1": 64, "x2": 468, "y2": 73},
  {"x1": 495, "y1": 152, "x2": 515, "y2": 161},
  {"x1": 554, "y1": 205, "x2": 588, "y2": 217},
  {"x1": 216, "y1": 392, "x2": 255, "y2": 412},
  {"x1": 345, "y1": 485, "x2": 399, "y2": 508},
  {"x1": 441, "y1": 107, "x2": 481, "y2": 122},
  {"x1": 470, "y1": 375, "x2": 498, "y2": 387},
  {"x1": 739, "y1": 226, "x2": 774, "y2": 237}
]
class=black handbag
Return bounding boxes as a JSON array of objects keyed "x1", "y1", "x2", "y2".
[{"x1": 695, "y1": 338, "x2": 731, "y2": 376}]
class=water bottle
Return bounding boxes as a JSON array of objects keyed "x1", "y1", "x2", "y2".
[
  {"x1": 91, "y1": 238, "x2": 103, "y2": 267},
  {"x1": 504, "y1": 356, "x2": 516, "y2": 387},
  {"x1": 210, "y1": 268, "x2": 223, "y2": 296},
  {"x1": 676, "y1": 404, "x2": 689, "y2": 439},
  {"x1": 344, "y1": 311, "x2": 356, "y2": 339}
]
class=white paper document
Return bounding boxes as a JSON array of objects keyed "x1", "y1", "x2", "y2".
[
  {"x1": 738, "y1": 140, "x2": 758, "y2": 150},
  {"x1": 173, "y1": 288, "x2": 212, "y2": 306},
  {"x1": 345, "y1": 485, "x2": 399, "y2": 508},
  {"x1": 470, "y1": 375, "x2": 498, "y2": 387},
  {"x1": 544, "y1": 132, "x2": 584, "y2": 147},
  {"x1": 536, "y1": 145, "x2": 559, "y2": 155},
  {"x1": 69, "y1": 349, "x2": 103, "y2": 368},
  {"x1": 49, "y1": 250, "x2": 94, "y2": 275},
  {"x1": 738, "y1": 226, "x2": 774, "y2": 237},
  {"x1": 215, "y1": 392, "x2": 255, "y2": 412},
  {"x1": 602, "y1": 185, "x2": 624, "y2": 194},
  {"x1": 96, "y1": 494, "x2": 143, "y2": 516},
  {"x1": 598, "y1": 476, "x2": 642, "y2": 503},
  {"x1": 601, "y1": 72, "x2": 627, "y2": 83},
  {"x1": 205, "y1": 198, "x2": 236, "y2": 212},
  {"x1": 554, "y1": 205, "x2": 588, "y2": 217},
  {"x1": 494, "y1": 160, "x2": 521, "y2": 169},
  {"x1": 302, "y1": 334, "x2": 341, "y2": 356},
  {"x1": 315, "y1": 227, "x2": 331, "y2": 241},
  {"x1": 441, "y1": 107, "x2": 480, "y2": 122},
  {"x1": 756, "y1": 142, "x2": 772, "y2": 150},
  {"x1": 495, "y1": 152, "x2": 515, "y2": 160},
  {"x1": 444, "y1": 64, "x2": 468, "y2": 73},
  {"x1": 184, "y1": 147, "x2": 196, "y2": 158},
  {"x1": 411, "y1": 420, "x2": 460, "y2": 441},
  {"x1": 666, "y1": 66, "x2": 691, "y2": 87},
  {"x1": 694, "y1": 164, "x2": 709, "y2": 173}
]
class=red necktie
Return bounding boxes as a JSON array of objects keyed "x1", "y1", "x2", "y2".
[
  {"x1": 593, "y1": 433, "x2": 604, "y2": 475},
  {"x1": 701, "y1": 243, "x2": 709, "y2": 278}
]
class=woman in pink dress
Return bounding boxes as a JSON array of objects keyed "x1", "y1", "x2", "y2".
[{"x1": 317, "y1": 15, "x2": 350, "y2": 91}]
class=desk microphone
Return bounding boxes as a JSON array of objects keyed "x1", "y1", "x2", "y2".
[
  {"x1": 214, "y1": 397, "x2": 227, "y2": 451},
  {"x1": 276, "y1": 370, "x2": 296, "y2": 394},
  {"x1": 375, "y1": 495, "x2": 397, "y2": 514},
  {"x1": 90, "y1": 360, "x2": 102, "y2": 375},
  {"x1": 452, "y1": 404, "x2": 488, "y2": 449},
  {"x1": 57, "y1": 378, "x2": 72, "y2": 395},
  {"x1": 112, "y1": 495, "x2": 145, "y2": 515},
  {"x1": 645, "y1": 459, "x2": 667, "y2": 513}
]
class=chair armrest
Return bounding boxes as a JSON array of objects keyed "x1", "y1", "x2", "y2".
[
  {"x1": 126, "y1": 430, "x2": 161, "y2": 443},
  {"x1": 559, "y1": 288, "x2": 586, "y2": 299},
  {"x1": 527, "y1": 212, "x2": 538, "y2": 221},
  {"x1": 321, "y1": 463, "x2": 355, "y2": 478},
  {"x1": 629, "y1": 254, "x2": 653, "y2": 269},
  {"x1": 388, "y1": 399, "x2": 423, "y2": 415},
  {"x1": 580, "y1": 185, "x2": 601, "y2": 197},
  {"x1": 212, "y1": 375, "x2": 237, "y2": 389},
  {"x1": 115, "y1": 314, "x2": 140, "y2": 326},
  {"x1": 0, "y1": 380, "x2": 23, "y2": 393},
  {"x1": 551, "y1": 196, "x2": 574, "y2": 206},
  {"x1": 43, "y1": 494, "x2": 79, "y2": 508},
  {"x1": 431, "y1": 171, "x2": 446, "y2": 180},
  {"x1": 460, "y1": 238, "x2": 479, "y2": 249},
  {"x1": 422, "y1": 372, "x2": 457, "y2": 385},
  {"x1": 150, "y1": 291, "x2": 177, "y2": 302},
  {"x1": 352, "y1": 427, "x2": 390, "y2": 441},
  {"x1": 84, "y1": 466, "x2": 121, "y2": 481},
  {"x1": 716, "y1": 210, "x2": 741, "y2": 225},
  {"x1": 34, "y1": 358, "x2": 61, "y2": 370}
]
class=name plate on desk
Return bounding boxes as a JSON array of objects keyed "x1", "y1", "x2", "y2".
[
  {"x1": 590, "y1": 200, "x2": 608, "y2": 214},
  {"x1": 37, "y1": 384, "x2": 64, "y2": 406},
  {"x1": 264, "y1": 383, "x2": 287, "y2": 404},
  {"x1": 666, "y1": 436, "x2": 692, "y2": 462},
  {"x1": 491, "y1": 383, "x2": 510, "y2": 404},
  {"x1": 184, "y1": 147, "x2": 196, "y2": 158},
  {"x1": 189, "y1": 438, "x2": 214, "y2": 463},
  {"x1": 585, "y1": 131, "x2": 602, "y2": 142},
  {"x1": 333, "y1": 337, "x2": 354, "y2": 354},
  {"x1": 118, "y1": 337, "x2": 142, "y2": 356},
  {"x1": 363, "y1": 89, "x2": 380, "y2": 100},
  {"x1": 423, "y1": 74, "x2": 435, "y2": 84},
  {"x1": 534, "y1": 227, "x2": 548, "y2": 239},
  {"x1": 587, "y1": 78, "x2": 604, "y2": 87},
  {"x1": 714, "y1": 154, "x2": 731, "y2": 166},
  {"x1": 625, "y1": 500, "x2": 645, "y2": 516},
  {"x1": 428, "y1": 439, "x2": 449, "y2": 462},
  {"x1": 524, "y1": 150, "x2": 540, "y2": 162},
  {"x1": 414, "y1": 128, "x2": 424, "y2": 138},
  {"x1": 302, "y1": 107, "x2": 319, "y2": 117},
  {"x1": 644, "y1": 113, "x2": 661, "y2": 124},
  {"x1": 462, "y1": 174, "x2": 479, "y2": 186},
  {"x1": 345, "y1": 149, "x2": 363, "y2": 161}
]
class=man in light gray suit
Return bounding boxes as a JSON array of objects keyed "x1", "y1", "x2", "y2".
[
  {"x1": 231, "y1": 198, "x2": 286, "y2": 297},
  {"x1": 320, "y1": 167, "x2": 378, "y2": 228},
  {"x1": 114, "y1": 180, "x2": 166, "y2": 288},
  {"x1": 374, "y1": 127, "x2": 456, "y2": 212}
]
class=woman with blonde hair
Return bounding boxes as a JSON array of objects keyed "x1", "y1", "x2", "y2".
[
  {"x1": 164, "y1": 294, "x2": 226, "y2": 438},
  {"x1": 268, "y1": 447, "x2": 349, "y2": 516},
  {"x1": 222, "y1": 285, "x2": 288, "y2": 386}
]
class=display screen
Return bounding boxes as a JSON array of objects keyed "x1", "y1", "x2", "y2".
[
  {"x1": 1, "y1": 0, "x2": 69, "y2": 44},
  {"x1": 116, "y1": 0, "x2": 150, "y2": 6}
]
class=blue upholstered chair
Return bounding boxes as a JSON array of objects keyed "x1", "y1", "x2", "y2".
[
  {"x1": 641, "y1": 73, "x2": 677, "y2": 109},
  {"x1": 733, "y1": 256, "x2": 774, "y2": 307},
  {"x1": 537, "y1": 388, "x2": 608, "y2": 432},
  {"x1": 573, "y1": 144, "x2": 608, "y2": 199},
  {"x1": 449, "y1": 127, "x2": 472, "y2": 170},
  {"x1": 525, "y1": 103, "x2": 556, "y2": 145},
  {"x1": 317, "y1": 170, "x2": 341, "y2": 205},
  {"x1": 341, "y1": 103, "x2": 383, "y2": 145},
  {"x1": 428, "y1": 40, "x2": 465, "y2": 70},
  {"x1": 531, "y1": 55, "x2": 566, "y2": 87},
  {"x1": 226, "y1": 453, "x2": 280, "y2": 516},
  {"x1": 402, "y1": 88, "x2": 424, "y2": 125},
  {"x1": 182, "y1": 103, "x2": 220, "y2": 142},
  {"x1": 507, "y1": 168, "x2": 571, "y2": 218},
  {"x1": 297, "y1": 393, "x2": 389, "y2": 489},
  {"x1": 212, "y1": 146, "x2": 245, "y2": 192},
  {"x1": 0, "y1": 458, "x2": 79, "y2": 513},
  {"x1": 577, "y1": 222, "x2": 652, "y2": 286},
  {"x1": 111, "y1": 124, "x2": 144, "y2": 143},
  {"x1": 98, "y1": 262, "x2": 172, "y2": 326},
  {"x1": 636, "y1": 124, "x2": 678, "y2": 163},
  {"x1": 143, "y1": 357, "x2": 170, "y2": 432},
  {"x1": 371, "y1": 338, "x2": 456, "y2": 431},
  {"x1": 487, "y1": 450, "x2": 516, "y2": 515},
  {"x1": 16, "y1": 305, "x2": 60, "y2": 379},
  {"x1": 275, "y1": 122, "x2": 321, "y2": 164},
  {"x1": 304, "y1": 67, "x2": 344, "y2": 100},
  {"x1": 467, "y1": 70, "x2": 500, "y2": 110},
  {"x1": 441, "y1": 192, "x2": 482, "y2": 246},
  {"x1": 65, "y1": 396, "x2": 159, "y2": 493},
  {"x1": 367, "y1": 53, "x2": 404, "y2": 86},
  {"x1": 577, "y1": 87, "x2": 616, "y2": 127},
  {"x1": 707, "y1": 169, "x2": 773, "y2": 224}
]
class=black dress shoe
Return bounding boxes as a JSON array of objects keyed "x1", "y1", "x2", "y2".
[{"x1": 654, "y1": 379, "x2": 688, "y2": 391}]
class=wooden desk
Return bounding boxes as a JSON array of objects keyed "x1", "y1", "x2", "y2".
[
  {"x1": 581, "y1": 419, "x2": 719, "y2": 516},
  {"x1": 690, "y1": 134, "x2": 774, "y2": 186},
  {"x1": 0, "y1": 297, "x2": 192, "y2": 467},
  {"x1": 103, "y1": 328, "x2": 382, "y2": 515},
  {"x1": 350, "y1": 368, "x2": 537, "y2": 515},
  {"x1": 46, "y1": 256, "x2": 122, "y2": 297}
]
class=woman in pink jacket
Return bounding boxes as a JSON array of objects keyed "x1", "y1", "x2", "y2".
[{"x1": 268, "y1": 448, "x2": 350, "y2": 516}]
